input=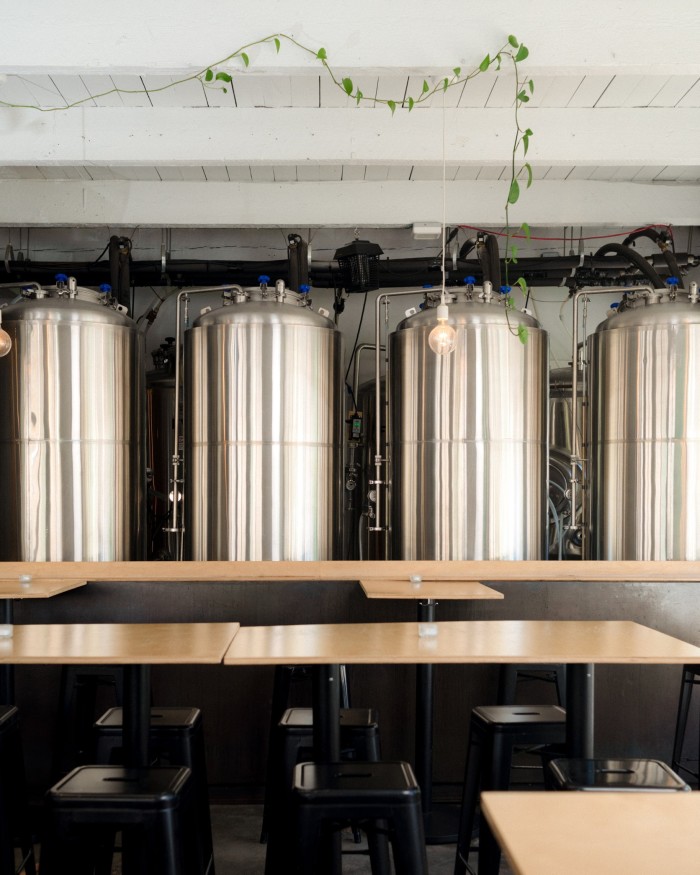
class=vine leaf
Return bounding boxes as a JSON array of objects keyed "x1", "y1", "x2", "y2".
[
  {"x1": 422, "y1": 80, "x2": 429, "y2": 94},
  {"x1": 274, "y1": 37, "x2": 281, "y2": 53},
  {"x1": 510, "y1": 244, "x2": 519, "y2": 263},
  {"x1": 204, "y1": 69, "x2": 214, "y2": 82},
  {"x1": 443, "y1": 78, "x2": 449, "y2": 91},
  {"x1": 524, "y1": 162, "x2": 533, "y2": 188},
  {"x1": 508, "y1": 179, "x2": 520, "y2": 205},
  {"x1": 495, "y1": 53, "x2": 502, "y2": 71},
  {"x1": 240, "y1": 52, "x2": 250, "y2": 67},
  {"x1": 342, "y1": 77, "x2": 353, "y2": 95},
  {"x1": 515, "y1": 276, "x2": 528, "y2": 294},
  {"x1": 515, "y1": 44, "x2": 529, "y2": 62},
  {"x1": 479, "y1": 54, "x2": 490, "y2": 72},
  {"x1": 316, "y1": 47, "x2": 327, "y2": 60},
  {"x1": 520, "y1": 222, "x2": 531, "y2": 241},
  {"x1": 517, "y1": 324, "x2": 529, "y2": 345},
  {"x1": 215, "y1": 72, "x2": 232, "y2": 83},
  {"x1": 356, "y1": 89, "x2": 363, "y2": 106},
  {"x1": 508, "y1": 35, "x2": 519, "y2": 48},
  {"x1": 408, "y1": 96, "x2": 415, "y2": 111},
  {"x1": 387, "y1": 99, "x2": 397, "y2": 115},
  {"x1": 528, "y1": 79, "x2": 534, "y2": 94},
  {"x1": 517, "y1": 90, "x2": 529, "y2": 103},
  {"x1": 453, "y1": 67, "x2": 461, "y2": 77}
]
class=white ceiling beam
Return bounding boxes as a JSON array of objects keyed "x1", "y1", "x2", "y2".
[
  {"x1": 0, "y1": 179, "x2": 697, "y2": 227},
  {"x1": 2, "y1": 1, "x2": 700, "y2": 77},
  {"x1": 1, "y1": 107, "x2": 699, "y2": 168}
]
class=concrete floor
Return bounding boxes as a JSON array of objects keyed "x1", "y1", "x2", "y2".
[{"x1": 209, "y1": 804, "x2": 512, "y2": 874}]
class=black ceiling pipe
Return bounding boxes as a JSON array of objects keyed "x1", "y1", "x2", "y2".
[{"x1": 1, "y1": 253, "x2": 695, "y2": 291}]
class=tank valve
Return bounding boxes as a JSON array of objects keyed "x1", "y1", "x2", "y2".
[
  {"x1": 689, "y1": 282, "x2": 699, "y2": 304},
  {"x1": 482, "y1": 280, "x2": 493, "y2": 303},
  {"x1": 258, "y1": 274, "x2": 270, "y2": 293}
]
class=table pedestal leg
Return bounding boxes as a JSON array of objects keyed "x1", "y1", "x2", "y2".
[
  {"x1": 566, "y1": 663, "x2": 595, "y2": 758},
  {"x1": 0, "y1": 600, "x2": 14, "y2": 705},
  {"x1": 415, "y1": 599, "x2": 459, "y2": 844},
  {"x1": 122, "y1": 664, "x2": 151, "y2": 768},
  {"x1": 312, "y1": 664, "x2": 341, "y2": 875}
]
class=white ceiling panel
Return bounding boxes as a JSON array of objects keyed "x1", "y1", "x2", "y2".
[
  {"x1": 250, "y1": 166, "x2": 275, "y2": 181},
  {"x1": 290, "y1": 76, "x2": 319, "y2": 107},
  {"x1": 80, "y1": 75, "x2": 123, "y2": 107},
  {"x1": 527, "y1": 76, "x2": 584, "y2": 108},
  {"x1": 51, "y1": 75, "x2": 95, "y2": 107},
  {"x1": 458, "y1": 73, "x2": 498, "y2": 108},
  {"x1": 141, "y1": 76, "x2": 207, "y2": 107},
  {"x1": 178, "y1": 167, "x2": 206, "y2": 181},
  {"x1": 405, "y1": 75, "x2": 464, "y2": 108},
  {"x1": 454, "y1": 166, "x2": 480, "y2": 180},
  {"x1": 649, "y1": 76, "x2": 699, "y2": 106},
  {"x1": 677, "y1": 79, "x2": 700, "y2": 106},
  {"x1": 374, "y1": 75, "x2": 409, "y2": 107},
  {"x1": 320, "y1": 75, "x2": 379, "y2": 108},
  {"x1": 85, "y1": 166, "x2": 117, "y2": 180},
  {"x1": 226, "y1": 166, "x2": 252, "y2": 182},
  {"x1": 203, "y1": 166, "x2": 230, "y2": 182},
  {"x1": 485, "y1": 75, "x2": 516, "y2": 108},
  {"x1": 273, "y1": 166, "x2": 298, "y2": 181},
  {"x1": 631, "y1": 166, "x2": 668, "y2": 181},
  {"x1": 109, "y1": 75, "x2": 151, "y2": 107},
  {"x1": 567, "y1": 76, "x2": 614, "y2": 107},
  {"x1": 341, "y1": 165, "x2": 365, "y2": 181}
]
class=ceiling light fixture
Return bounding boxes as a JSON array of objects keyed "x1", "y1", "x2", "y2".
[
  {"x1": 0, "y1": 310, "x2": 12, "y2": 357},
  {"x1": 428, "y1": 92, "x2": 456, "y2": 356}
]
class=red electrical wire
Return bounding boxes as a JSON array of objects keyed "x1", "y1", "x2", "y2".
[{"x1": 457, "y1": 223, "x2": 675, "y2": 243}]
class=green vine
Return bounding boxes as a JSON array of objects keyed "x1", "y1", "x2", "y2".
[{"x1": 0, "y1": 31, "x2": 533, "y2": 340}]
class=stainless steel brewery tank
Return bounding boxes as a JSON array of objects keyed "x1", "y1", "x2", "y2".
[
  {"x1": 587, "y1": 282, "x2": 700, "y2": 559},
  {"x1": 390, "y1": 290, "x2": 548, "y2": 559},
  {"x1": 0, "y1": 277, "x2": 144, "y2": 560},
  {"x1": 184, "y1": 281, "x2": 343, "y2": 560}
]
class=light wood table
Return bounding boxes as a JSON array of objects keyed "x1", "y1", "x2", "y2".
[
  {"x1": 0, "y1": 578, "x2": 87, "y2": 703},
  {"x1": 481, "y1": 790, "x2": 700, "y2": 875},
  {"x1": 360, "y1": 579, "x2": 504, "y2": 841},
  {"x1": 224, "y1": 619, "x2": 700, "y2": 759},
  {"x1": 0, "y1": 622, "x2": 240, "y2": 766}
]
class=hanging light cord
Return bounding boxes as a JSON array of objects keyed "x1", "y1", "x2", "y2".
[{"x1": 441, "y1": 88, "x2": 447, "y2": 308}]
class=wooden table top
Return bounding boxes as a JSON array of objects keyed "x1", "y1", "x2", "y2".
[
  {"x1": 0, "y1": 622, "x2": 240, "y2": 664},
  {"x1": 359, "y1": 579, "x2": 503, "y2": 600},
  {"x1": 223, "y1": 620, "x2": 700, "y2": 665},
  {"x1": 481, "y1": 791, "x2": 700, "y2": 875},
  {"x1": 0, "y1": 578, "x2": 87, "y2": 599}
]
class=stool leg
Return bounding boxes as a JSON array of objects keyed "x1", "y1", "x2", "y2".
[
  {"x1": 554, "y1": 666, "x2": 567, "y2": 706},
  {"x1": 367, "y1": 823, "x2": 392, "y2": 875},
  {"x1": 672, "y1": 668, "x2": 694, "y2": 775},
  {"x1": 454, "y1": 720, "x2": 483, "y2": 875},
  {"x1": 391, "y1": 804, "x2": 429, "y2": 875},
  {"x1": 477, "y1": 730, "x2": 513, "y2": 875}
]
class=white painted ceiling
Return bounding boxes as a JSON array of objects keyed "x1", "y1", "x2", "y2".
[{"x1": 1, "y1": 0, "x2": 699, "y2": 227}]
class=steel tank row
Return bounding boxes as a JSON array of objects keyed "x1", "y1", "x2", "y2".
[{"x1": 4, "y1": 272, "x2": 700, "y2": 563}]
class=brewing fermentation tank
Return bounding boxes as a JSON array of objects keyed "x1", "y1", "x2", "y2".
[
  {"x1": 185, "y1": 282, "x2": 343, "y2": 560},
  {"x1": 587, "y1": 284, "x2": 700, "y2": 559},
  {"x1": 0, "y1": 277, "x2": 144, "y2": 560},
  {"x1": 548, "y1": 366, "x2": 583, "y2": 558},
  {"x1": 390, "y1": 291, "x2": 548, "y2": 559},
  {"x1": 146, "y1": 339, "x2": 178, "y2": 559}
]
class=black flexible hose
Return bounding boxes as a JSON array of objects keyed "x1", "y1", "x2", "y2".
[
  {"x1": 622, "y1": 229, "x2": 684, "y2": 287},
  {"x1": 487, "y1": 234, "x2": 502, "y2": 289},
  {"x1": 594, "y1": 242, "x2": 665, "y2": 289}
]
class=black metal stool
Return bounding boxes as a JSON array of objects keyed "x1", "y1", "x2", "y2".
[
  {"x1": 454, "y1": 704, "x2": 567, "y2": 875},
  {"x1": 260, "y1": 664, "x2": 350, "y2": 843},
  {"x1": 264, "y1": 707, "x2": 382, "y2": 875},
  {"x1": 40, "y1": 765, "x2": 198, "y2": 874},
  {"x1": 93, "y1": 706, "x2": 214, "y2": 875},
  {"x1": 547, "y1": 757, "x2": 690, "y2": 791},
  {"x1": 497, "y1": 664, "x2": 566, "y2": 706},
  {"x1": 53, "y1": 666, "x2": 124, "y2": 777},
  {"x1": 0, "y1": 706, "x2": 36, "y2": 875},
  {"x1": 292, "y1": 760, "x2": 428, "y2": 875},
  {"x1": 671, "y1": 664, "x2": 700, "y2": 785}
]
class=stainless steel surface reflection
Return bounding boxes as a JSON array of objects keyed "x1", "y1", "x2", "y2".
[
  {"x1": 390, "y1": 301, "x2": 548, "y2": 559},
  {"x1": 588, "y1": 299, "x2": 700, "y2": 559},
  {"x1": 0, "y1": 296, "x2": 144, "y2": 560},
  {"x1": 185, "y1": 293, "x2": 343, "y2": 560}
]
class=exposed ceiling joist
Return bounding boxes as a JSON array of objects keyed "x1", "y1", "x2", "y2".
[
  {"x1": 2, "y1": 106, "x2": 699, "y2": 169},
  {"x1": 0, "y1": 178, "x2": 697, "y2": 227}
]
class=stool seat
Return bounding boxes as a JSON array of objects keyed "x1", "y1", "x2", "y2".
[
  {"x1": 293, "y1": 761, "x2": 428, "y2": 875},
  {"x1": 41, "y1": 766, "x2": 198, "y2": 875},
  {"x1": 548, "y1": 758, "x2": 690, "y2": 791}
]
